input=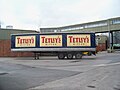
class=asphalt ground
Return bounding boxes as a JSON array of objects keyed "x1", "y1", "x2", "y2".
[{"x1": 0, "y1": 51, "x2": 120, "y2": 90}]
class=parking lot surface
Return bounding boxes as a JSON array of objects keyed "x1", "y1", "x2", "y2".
[{"x1": 0, "y1": 51, "x2": 120, "y2": 90}]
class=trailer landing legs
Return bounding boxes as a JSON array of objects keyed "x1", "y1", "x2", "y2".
[{"x1": 34, "y1": 52, "x2": 39, "y2": 60}]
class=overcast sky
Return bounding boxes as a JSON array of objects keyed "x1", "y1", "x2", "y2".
[{"x1": 0, "y1": 0, "x2": 120, "y2": 30}]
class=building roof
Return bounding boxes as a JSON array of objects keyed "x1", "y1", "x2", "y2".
[
  {"x1": 0, "y1": 28, "x2": 39, "y2": 40},
  {"x1": 40, "y1": 17, "x2": 120, "y2": 33}
]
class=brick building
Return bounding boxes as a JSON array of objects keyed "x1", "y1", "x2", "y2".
[
  {"x1": 0, "y1": 28, "x2": 38, "y2": 57},
  {"x1": 96, "y1": 35, "x2": 108, "y2": 52}
]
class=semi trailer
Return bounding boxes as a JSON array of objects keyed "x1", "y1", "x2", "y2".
[{"x1": 11, "y1": 32, "x2": 96, "y2": 59}]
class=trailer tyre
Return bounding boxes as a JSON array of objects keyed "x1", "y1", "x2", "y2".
[
  {"x1": 88, "y1": 52, "x2": 92, "y2": 56},
  {"x1": 67, "y1": 53, "x2": 73, "y2": 59},
  {"x1": 75, "y1": 53, "x2": 82, "y2": 59},
  {"x1": 58, "y1": 53, "x2": 65, "y2": 59}
]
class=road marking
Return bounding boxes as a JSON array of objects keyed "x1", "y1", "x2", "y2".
[
  {"x1": 94, "y1": 62, "x2": 120, "y2": 67},
  {"x1": 100, "y1": 74, "x2": 109, "y2": 81}
]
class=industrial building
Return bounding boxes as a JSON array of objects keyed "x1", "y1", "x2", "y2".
[
  {"x1": 40, "y1": 17, "x2": 120, "y2": 33},
  {"x1": 0, "y1": 17, "x2": 120, "y2": 57},
  {"x1": 40, "y1": 17, "x2": 120, "y2": 51},
  {"x1": 0, "y1": 28, "x2": 38, "y2": 57}
]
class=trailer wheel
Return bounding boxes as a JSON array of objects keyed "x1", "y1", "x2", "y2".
[
  {"x1": 67, "y1": 53, "x2": 73, "y2": 59},
  {"x1": 75, "y1": 53, "x2": 82, "y2": 59},
  {"x1": 88, "y1": 52, "x2": 92, "y2": 56},
  {"x1": 58, "y1": 53, "x2": 65, "y2": 59}
]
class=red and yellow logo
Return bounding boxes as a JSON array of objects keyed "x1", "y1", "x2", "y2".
[
  {"x1": 67, "y1": 34, "x2": 91, "y2": 46},
  {"x1": 40, "y1": 35, "x2": 62, "y2": 47},
  {"x1": 15, "y1": 36, "x2": 36, "y2": 47}
]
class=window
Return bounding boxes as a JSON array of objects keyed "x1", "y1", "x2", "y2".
[{"x1": 112, "y1": 19, "x2": 120, "y2": 24}]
